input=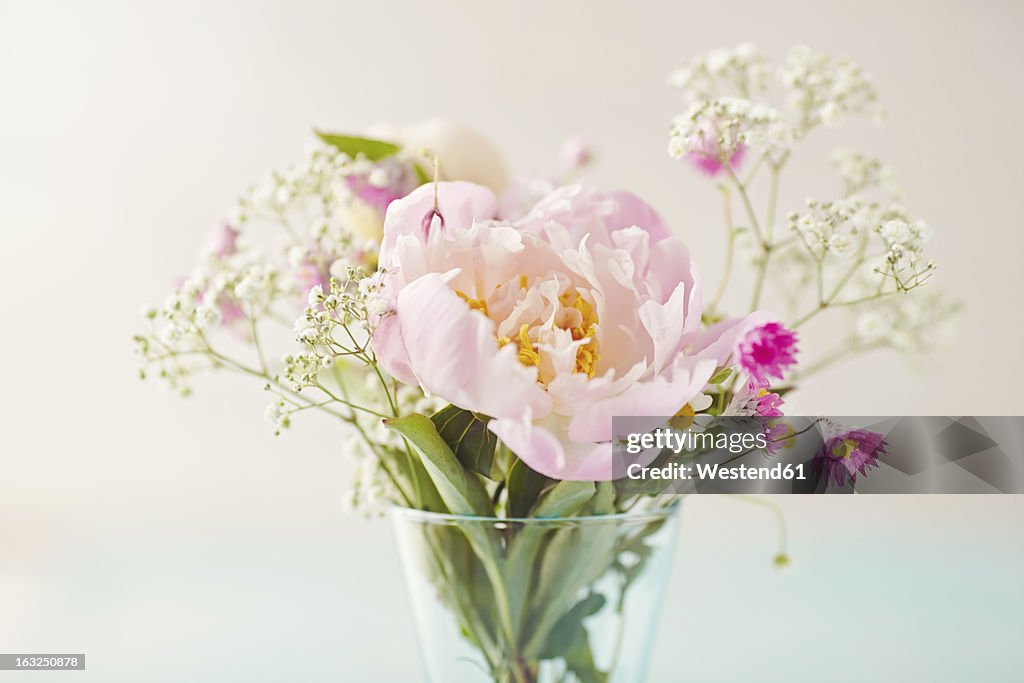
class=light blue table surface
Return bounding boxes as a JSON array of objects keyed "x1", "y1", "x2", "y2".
[{"x1": 3, "y1": 496, "x2": 1022, "y2": 682}]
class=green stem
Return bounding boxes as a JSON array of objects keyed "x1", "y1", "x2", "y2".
[
  {"x1": 707, "y1": 184, "x2": 736, "y2": 316},
  {"x1": 728, "y1": 495, "x2": 789, "y2": 560},
  {"x1": 792, "y1": 290, "x2": 897, "y2": 328},
  {"x1": 725, "y1": 167, "x2": 766, "y2": 248}
]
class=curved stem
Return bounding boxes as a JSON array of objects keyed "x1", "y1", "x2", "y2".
[
  {"x1": 750, "y1": 164, "x2": 783, "y2": 310},
  {"x1": 707, "y1": 184, "x2": 736, "y2": 316},
  {"x1": 725, "y1": 167, "x2": 766, "y2": 248},
  {"x1": 729, "y1": 495, "x2": 789, "y2": 560}
]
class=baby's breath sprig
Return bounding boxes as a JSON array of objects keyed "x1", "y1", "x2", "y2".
[
  {"x1": 135, "y1": 137, "x2": 425, "y2": 512},
  {"x1": 276, "y1": 267, "x2": 394, "y2": 412},
  {"x1": 787, "y1": 199, "x2": 937, "y2": 328},
  {"x1": 777, "y1": 45, "x2": 884, "y2": 131},
  {"x1": 668, "y1": 43, "x2": 770, "y2": 101},
  {"x1": 669, "y1": 44, "x2": 956, "y2": 379}
]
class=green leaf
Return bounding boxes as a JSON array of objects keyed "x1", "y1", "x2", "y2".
[
  {"x1": 431, "y1": 405, "x2": 500, "y2": 480},
  {"x1": 314, "y1": 131, "x2": 400, "y2": 161},
  {"x1": 529, "y1": 480, "x2": 596, "y2": 518},
  {"x1": 539, "y1": 592, "x2": 605, "y2": 659},
  {"x1": 708, "y1": 366, "x2": 733, "y2": 385},
  {"x1": 381, "y1": 446, "x2": 446, "y2": 513},
  {"x1": 581, "y1": 481, "x2": 616, "y2": 516},
  {"x1": 384, "y1": 414, "x2": 492, "y2": 517},
  {"x1": 504, "y1": 479, "x2": 595, "y2": 632},
  {"x1": 540, "y1": 593, "x2": 609, "y2": 683},
  {"x1": 506, "y1": 457, "x2": 551, "y2": 518},
  {"x1": 523, "y1": 521, "x2": 619, "y2": 661},
  {"x1": 412, "y1": 162, "x2": 432, "y2": 185}
]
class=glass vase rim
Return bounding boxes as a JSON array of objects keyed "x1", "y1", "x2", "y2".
[{"x1": 388, "y1": 499, "x2": 680, "y2": 525}]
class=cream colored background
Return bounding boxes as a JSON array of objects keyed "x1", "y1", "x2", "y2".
[{"x1": 1, "y1": 1, "x2": 1023, "y2": 681}]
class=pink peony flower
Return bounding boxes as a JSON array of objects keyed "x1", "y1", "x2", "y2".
[
  {"x1": 737, "y1": 321, "x2": 798, "y2": 388},
  {"x1": 372, "y1": 181, "x2": 774, "y2": 480},
  {"x1": 815, "y1": 427, "x2": 887, "y2": 487}
]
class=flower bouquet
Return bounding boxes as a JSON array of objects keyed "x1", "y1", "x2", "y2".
[{"x1": 136, "y1": 45, "x2": 954, "y2": 682}]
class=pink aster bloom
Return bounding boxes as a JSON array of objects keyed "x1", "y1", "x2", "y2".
[
  {"x1": 755, "y1": 388, "x2": 784, "y2": 417},
  {"x1": 688, "y1": 145, "x2": 745, "y2": 176},
  {"x1": 560, "y1": 134, "x2": 593, "y2": 170},
  {"x1": 190, "y1": 285, "x2": 243, "y2": 326},
  {"x1": 737, "y1": 321, "x2": 798, "y2": 388},
  {"x1": 215, "y1": 297, "x2": 244, "y2": 325},
  {"x1": 296, "y1": 260, "x2": 329, "y2": 298},
  {"x1": 685, "y1": 120, "x2": 746, "y2": 177},
  {"x1": 209, "y1": 223, "x2": 240, "y2": 258},
  {"x1": 725, "y1": 381, "x2": 784, "y2": 417},
  {"x1": 371, "y1": 181, "x2": 774, "y2": 480},
  {"x1": 816, "y1": 427, "x2": 888, "y2": 487},
  {"x1": 762, "y1": 419, "x2": 792, "y2": 455},
  {"x1": 346, "y1": 173, "x2": 408, "y2": 214}
]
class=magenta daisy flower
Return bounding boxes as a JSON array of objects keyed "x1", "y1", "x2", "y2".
[
  {"x1": 738, "y1": 321, "x2": 798, "y2": 388},
  {"x1": 815, "y1": 428, "x2": 888, "y2": 487}
]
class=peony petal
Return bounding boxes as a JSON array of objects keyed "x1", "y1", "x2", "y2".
[
  {"x1": 394, "y1": 273, "x2": 552, "y2": 420},
  {"x1": 372, "y1": 312, "x2": 418, "y2": 385},
  {"x1": 567, "y1": 355, "x2": 718, "y2": 443},
  {"x1": 646, "y1": 238, "x2": 702, "y2": 323},
  {"x1": 379, "y1": 181, "x2": 497, "y2": 265},
  {"x1": 682, "y1": 311, "x2": 775, "y2": 367},
  {"x1": 638, "y1": 282, "x2": 687, "y2": 377},
  {"x1": 515, "y1": 186, "x2": 672, "y2": 247},
  {"x1": 603, "y1": 190, "x2": 672, "y2": 242},
  {"x1": 490, "y1": 415, "x2": 615, "y2": 481}
]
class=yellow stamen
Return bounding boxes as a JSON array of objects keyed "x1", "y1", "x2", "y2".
[
  {"x1": 499, "y1": 283, "x2": 602, "y2": 380},
  {"x1": 455, "y1": 290, "x2": 488, "y2": 315},
  {"x1": 516, "y1": 323, "x2": 541, "y2": 367},
  {"x1": 563, "y1": 291, "x2": 600, "y2": 377}
]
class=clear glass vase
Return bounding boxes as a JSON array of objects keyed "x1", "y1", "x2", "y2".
[{"x1": 391, "y1": 503, "x2": 680, "y2": 683}]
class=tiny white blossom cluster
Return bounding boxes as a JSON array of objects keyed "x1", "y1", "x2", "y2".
[
  {"x1": 831, "y1": 149, "x2": 899, "y2": 197},
  {"x1": 668, "y1": 43, "x2": 769, "y2": 100},
  {"x1": 669, "y1": 98, "x2": 793, "y2": 166},
  {"x1": 134, "y1": 242, "x2": 288, "y2": 395},
  {"x1": 777, "y1": 45, "x2": 883, "y2": 128},
  {"x1": 853, "y1": 289, "x2": 960, "y2": 353},
  {"x1": 280, "y1": 269, "x2": 378, "y2": 393},
  {"x1": 668, "y1": 43, "x2": 957, "y2": 373},
  {"x1": 668, "y1": 45, "x2": 883, "y2": 166},
  {"x1": 260, "y1": 266, "x2": 444, "y2": 513},
  {"x1": 790, "y1": 197, "x2": 870, "y2": 258},
  {"x1": 134, "y1": 132, "x2": 447, "y2": 513},
  {"x1": 136, "y1": 140, "x2": 410, "y2": 394},
  {"x1": 232, "y1": 143, "x2": 405, "y2": 274},
  {"x1": 790, "y1": 197, "x2": 936, "y2": 297}
]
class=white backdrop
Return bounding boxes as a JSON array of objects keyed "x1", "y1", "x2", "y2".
[{"x1": 2, "y1": 1, "x2": 1023, "y2": 681}]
